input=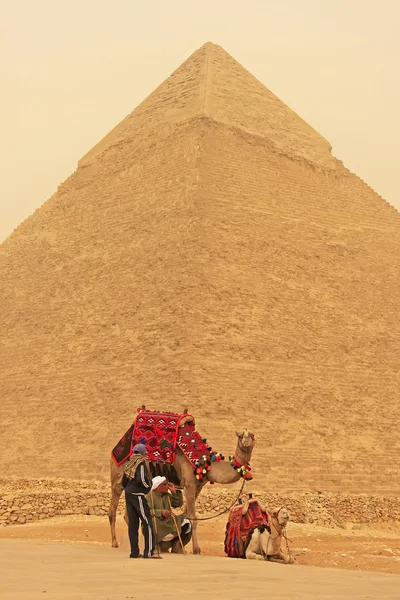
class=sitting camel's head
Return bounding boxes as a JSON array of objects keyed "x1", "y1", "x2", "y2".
[
  {"x1": 271, "y1": 507, "x2": 290, "y2": 527},
  {"x1": 235, "y1": 429, "x2": 255, "y2": 453}
]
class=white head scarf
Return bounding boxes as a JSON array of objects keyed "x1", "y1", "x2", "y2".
[{"x1": 151, "y1": 475, "x2": 166, "y2": 491}]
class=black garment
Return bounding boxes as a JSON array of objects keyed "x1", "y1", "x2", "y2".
[
  {"x1": 125, "y1": 492, "x2": 155, "y2": 558},
  {"x1": 124, "y1": 462, "x2": 152, "y2": 495},
  {"x1": 158, "y1": 525, "x2": 192, "y2": 553},
  {"x1": 124, "y1": 459, "x2": 154, "y2": 557}
]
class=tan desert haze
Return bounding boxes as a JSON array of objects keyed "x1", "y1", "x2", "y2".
[{"x1": 1, "y1": 1, "x2": 399, "y2": 244}]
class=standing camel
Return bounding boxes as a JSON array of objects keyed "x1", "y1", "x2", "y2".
[{"x1": 108, "y1": 428, "x2": 256, "y2": 555}]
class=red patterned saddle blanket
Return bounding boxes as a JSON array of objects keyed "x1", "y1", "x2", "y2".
[
  {"x1": 224, "y1": 499, "x2": 270, "y2": 558},
  {"x1": 111, "y1": 408, "x2": 211, "y2": 469}
]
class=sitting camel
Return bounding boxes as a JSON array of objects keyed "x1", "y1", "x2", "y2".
[
  {"x1": 108, "y1": 422, "x2": 256, "y2": 555},
  {"x1": 245, "y1": 506, "x2": 293, "y2": 563}
]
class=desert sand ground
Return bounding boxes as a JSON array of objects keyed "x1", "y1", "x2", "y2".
[{"x1": 0, "y1": 515, "x2": 399, "y2": 599}]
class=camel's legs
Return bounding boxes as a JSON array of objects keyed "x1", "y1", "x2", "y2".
[
  {"x1": 267, "y1": 553, "x2": 289, "y2": 564},
  {"x1": 245, "y1": 531, "x2": 265, "y2": 560},
  {"x1": 108, "y1": 486, "x2": 123, "y2": 548},
  {"x1": 246, "y1": 551, "x2": 264, "y2": 560},
  {"x1": 184, "y1": 483, "x2": 201, "y2": 555}
]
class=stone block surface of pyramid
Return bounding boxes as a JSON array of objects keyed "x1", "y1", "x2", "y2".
[{"x1": 1, "y1": 43, "x2": 399, "y2": 493}]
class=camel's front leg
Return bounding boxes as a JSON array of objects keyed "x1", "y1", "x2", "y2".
[
  {"x1": 246, "y1": 532, "x2": 264, "y2": 560},
  {"x1": 267, "y1": 552, "x2": 290, "y2": 564},
  {"x1": 277, "y1": 549, "x2": 294, "y2": 564},
  {"x1": 185, "y1": 483, "x2": 201, "y2": 555},
  {"x1": 108, "y1": 486, "x2": 123, "y2": 548},
  {"x1": 277, "y1": 549, "x2": 293, "y2": 563},
  {"x1": 245, "y1": 550, "x2": 264, "y2": 560}
]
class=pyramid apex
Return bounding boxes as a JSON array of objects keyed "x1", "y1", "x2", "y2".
[
  {"x1": 196, "y1": 41, "x2": 231, "y2": 59},
  {"x1": 199, "y1": 41, "x2": 221, "y2": 50},
  {"x1": 79, "y1": 41, "x2": 334, "y2": 169}
]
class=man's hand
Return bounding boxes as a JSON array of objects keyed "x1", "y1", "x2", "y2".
[
  {"x1": 161, "y1": 509, "x2": 171, "y2": 518},
  {"x1": 167, "y1": 482, "x2": 176, "y2": 493}
]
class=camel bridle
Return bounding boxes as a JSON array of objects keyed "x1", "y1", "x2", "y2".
[
  {"x1": 237, "y1": 435, "x2": 255, "y2": 457},
  {"x1": 269, "y1": 506, "x2": 293, "y2": 561}
]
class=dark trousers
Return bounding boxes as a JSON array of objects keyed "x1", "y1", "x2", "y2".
[
  {"x1": 125, "y1": 492, "x2": 155, "y2": 558},
  {"x1": 159, "y1": 529, "x2": 192, "y2": 552}
]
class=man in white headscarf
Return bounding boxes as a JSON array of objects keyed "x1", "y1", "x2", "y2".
[{"x1": 149, "y1": 476, "x2": 192, "y2": 553}]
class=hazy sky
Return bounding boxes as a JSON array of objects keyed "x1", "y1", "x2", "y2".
[{"x1": 1, "y1": 0, "x2": 399, "y2": 242}]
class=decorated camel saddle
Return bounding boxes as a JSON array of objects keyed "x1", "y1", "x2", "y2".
[
  {"x1": 111, "y1": 407, "x2": 226, "y2": 486},
  {"x1": 224, "y1": 496, "x2": 270, "y2": 558}
]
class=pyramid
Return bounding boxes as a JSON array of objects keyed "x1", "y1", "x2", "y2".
[{"x1": 1, "y1": 43, "x2": 399, "y2": 494}]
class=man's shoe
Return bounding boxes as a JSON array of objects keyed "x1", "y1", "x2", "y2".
[{"x1": 129, "y1": 553, "x2": 143, "y2": 558}]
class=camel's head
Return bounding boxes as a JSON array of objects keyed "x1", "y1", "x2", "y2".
[
  {"x1": 235, "y1": 429, "x2": 255, "y2": 453},
  {"x1": 271, "y1": 507, "x2": 290, "y2": 527}
]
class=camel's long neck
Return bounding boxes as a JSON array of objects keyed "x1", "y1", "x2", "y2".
[
  {"x1": 270, "y1": 518, "x2": 283, "y2": 538},
  {"x1": 207, "y1": 443, "x2": 253, "y2": 484},
  {"x1": 207, "y1": 459, "x2": 241, "y2": 484},
  {"x1": 234, "y1": 443, "x2": 253, "y2": 465}
]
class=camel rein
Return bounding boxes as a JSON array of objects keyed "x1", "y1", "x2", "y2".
[
  {"x1": 185, "y1": 479, "x2": 246, "y2": 522},
  {"x1": 270, "y1": 507, "x2": 293, "y2": 562}
]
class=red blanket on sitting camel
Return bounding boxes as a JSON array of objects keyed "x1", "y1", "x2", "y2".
[
  {"x1": 224, "y1": 499, "x2": 270, "y2": 558},
  {"x1": 111, "y1": 408, "x2": 211, "y2": 469}
]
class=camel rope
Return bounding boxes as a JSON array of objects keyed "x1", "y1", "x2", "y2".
[
  {"x1": 284, "y1": 529, "x2": 293, "y2": 562},
  {"x1": 183, "y1": 444, "x2": 252, "y2": 521},
  {"x1": 185, "y1": 479, "x2": 246, "y2": 522},
  {"x1": 269, "y1": 508, "x2": 293, "y2": 562}
]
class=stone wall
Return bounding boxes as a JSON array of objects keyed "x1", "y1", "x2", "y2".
[
  {"x1": 1, "y1": 478, "x2": 400, "y2": 529},
  {"x1": 0, "y1": 478, "x2": 113, "y2": 525}
]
